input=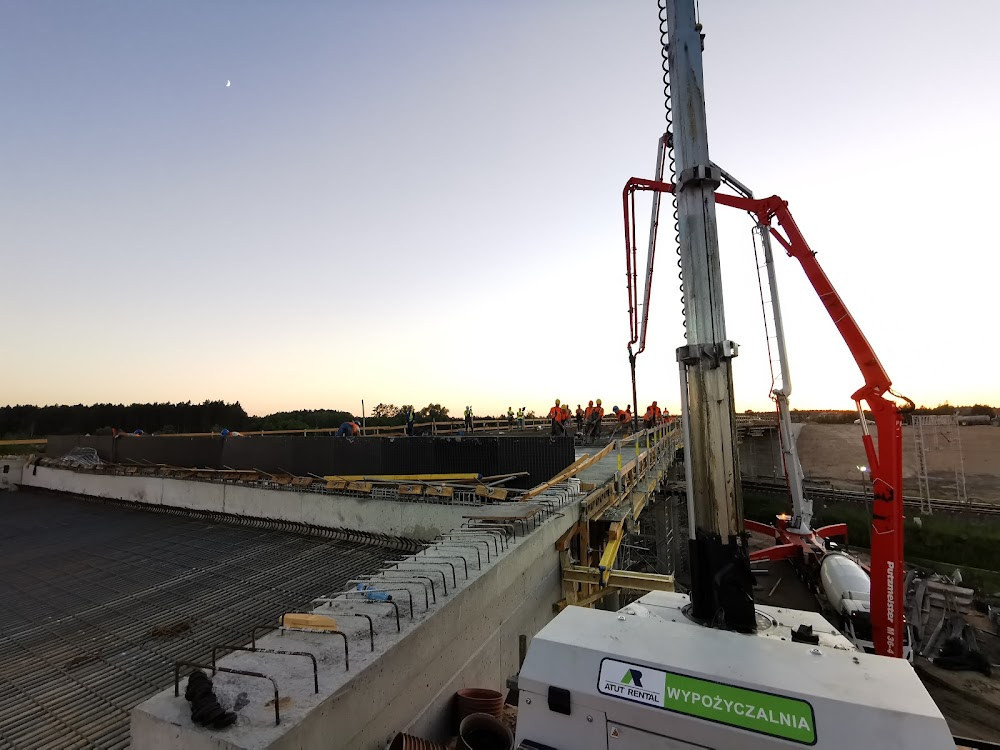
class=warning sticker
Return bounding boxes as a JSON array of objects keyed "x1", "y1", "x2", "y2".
[{"x1": 597, "y1": 658, "x2": 816, "y2": 745}]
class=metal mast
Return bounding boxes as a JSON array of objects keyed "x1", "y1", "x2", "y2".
[{"x1": 666, "y1": 0, "x2": 755, "y2": 630}]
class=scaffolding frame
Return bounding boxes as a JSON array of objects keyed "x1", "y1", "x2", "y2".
[{"x1": 912, "y1": 415, "x2": 969, "y2": 512}]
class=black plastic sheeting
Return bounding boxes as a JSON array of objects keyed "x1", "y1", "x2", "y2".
[{"x1": 44, "y1": 435, "x2": 575, "y2": 489}]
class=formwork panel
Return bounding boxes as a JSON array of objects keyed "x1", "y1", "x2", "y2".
[
  {"x1": 116, "y1": 437, "x2": 224, "y2": 471},
  {"x1": 43, "y1": 435, "x2": 576, "y2": 487}
]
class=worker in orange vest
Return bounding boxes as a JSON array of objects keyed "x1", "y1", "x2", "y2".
[
  {"x1": 336, "y1": 420, "x2": 361, "y2": 437},
  {"x1": 561, "y1": 402, "x2": 573, "y2": 435},
  {"x1": 584, "y1": 400, "x2": 595, "y2": 423},
  {"x1": 616, "y1": 404, "x2": 632, "y2": 433},
  {"x1": 548, "y1": 399, "x2": 564, "y2": 436},
  {"x1": 587, "y1": 399, "x2": 605, "y2": 441},
  {"x1": 644, "y1": 401, "x2": 663, "y2": 429}
]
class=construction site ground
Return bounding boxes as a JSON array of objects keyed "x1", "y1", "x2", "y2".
[
  {"x1": 796, "y1": 423, "x2": 1000, "y2": 503},
  {"x1": 918, "y1": 659, "x2": 1000, "y2": 741},
  {"x1": 748, "y1": 531, "x2": 1000, "y2": 742}
]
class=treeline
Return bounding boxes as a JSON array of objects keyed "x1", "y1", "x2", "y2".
[
  {"x1": 256, "y1": 409, "x2": 355, "y2": 432},
  {"x1": 778, "y1": 403, "x2": 996, "y2": 425},
  {"x1": 367, "y1": 403, "x2": 451, "y2": 427},
  {"x1": 366, "y1": 404, "x2": 538, "y2": 424},
  {"x1": 0, "y1": 401, "x2": 465, "y2": 438},
  {"x1": 0, "y1": 401, "x2": 252, "y2": 438}
]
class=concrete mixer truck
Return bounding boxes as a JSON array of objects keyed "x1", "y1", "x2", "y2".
[{"x1": 820, "y1": 552, "x2": 913, "y2": 660}]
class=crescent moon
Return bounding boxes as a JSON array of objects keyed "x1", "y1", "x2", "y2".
[{"x1": 226, "y1": 80, "x2": 231, "y2": 87}]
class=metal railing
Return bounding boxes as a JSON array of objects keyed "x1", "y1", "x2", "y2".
[
  {"x1": 556, "y1": 423, "x2": 683, "y2": 610},
  {"x1": 0, "y1": 414, "x2": 662, "y2": 446}
]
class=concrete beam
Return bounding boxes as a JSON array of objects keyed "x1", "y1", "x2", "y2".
[{"x1": 19, "y1": 465, "x2": 514, "y2": 540}]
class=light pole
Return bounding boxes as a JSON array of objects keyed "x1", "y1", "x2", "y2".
[{"x1": 857, "y1": 465, "x2": 870, "y2": 511}]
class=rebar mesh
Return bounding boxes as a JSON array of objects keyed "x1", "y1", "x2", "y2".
[{"x1": 0, "y1": 491, "x2": 402, "y2": 749}]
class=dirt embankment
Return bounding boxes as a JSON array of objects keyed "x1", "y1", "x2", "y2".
[{"x1": 796, "y1": 424, "x2": 1000, "y2": 503}]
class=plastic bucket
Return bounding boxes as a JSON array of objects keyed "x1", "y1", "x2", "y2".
[
  {"x1": 387, "y1": 732, "x2": 448, "y2": 750},
  {"x1": 456, "y1": 687, "x2": 504, "y2": 723},
  {"x1": 458, "y1": 712, "x2": 513, "y2": 750}
]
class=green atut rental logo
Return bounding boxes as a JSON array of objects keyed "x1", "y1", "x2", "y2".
[
  {"x1": 621, "y1": 669, "x2": 643, "y2": 687},
  {"x1": 598, "y1": 659, "x2": 817, "y2": 746},
  {"x1": 601, "y1": 665, "x2": 664, "y2": 706}
]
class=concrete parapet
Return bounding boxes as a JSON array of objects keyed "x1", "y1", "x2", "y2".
[
  {"x1": 130, "y1": 495, "x2": 578, "y2": 749},
  {"x1": 18, "y1": 465, "x2": 524, "y2": 540}
]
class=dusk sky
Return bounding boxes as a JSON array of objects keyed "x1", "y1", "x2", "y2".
[{"x1": 3, "y1": 1, "x2": 998, "y2": 419}]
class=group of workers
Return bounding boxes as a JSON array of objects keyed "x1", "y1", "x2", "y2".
[
  {"x1": 545, "y1": 399, "x2": 670, "y2": 441},
  {"x1": 112, "y1": 403, "x2": 669, "y2": 443},
  {"x1": 506, "y1": 407, "x2": 528, "y2": 431},
  {"x1": 545, "y1": 399, "x2": 608, "y2": 440},
  {"x1": 329, "y1": 400, "x2": 670, "y2": 440}
]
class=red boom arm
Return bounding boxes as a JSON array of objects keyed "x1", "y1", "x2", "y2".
[{"x1": 623, "y1": 177, "x2": 907, "y2": 658}]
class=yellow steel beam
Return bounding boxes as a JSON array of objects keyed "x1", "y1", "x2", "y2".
[
  {"x1": 597, "y1": 523, "x2": 624, "y2": 583},
  {"x1": 0, "y1": 438, "x2": 46, "y2": 446}
]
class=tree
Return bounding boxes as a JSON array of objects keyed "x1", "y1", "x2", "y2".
[
  {"x1": 0, "y1": 400, "x2": 251, "y2": 437},
  {"x1": 259, "y1": 410, "x2": 352, "y2": 431},
  {"x1": 372, "y1": 403, "x2": 399, "y2": 419},
  {"x1": 419, "y1": 403, "x2": 450, "y2": 421},
  {"x1": 966, "y1": 404, "x2": 996, "y2": 417}
]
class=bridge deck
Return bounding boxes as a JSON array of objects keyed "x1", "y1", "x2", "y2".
[
  {"x1": 574, "y1": 448, "x2": 625, "y2": 489},
  {"x1": 0, "y1": 491, "x2": 403, "y2": 750}
]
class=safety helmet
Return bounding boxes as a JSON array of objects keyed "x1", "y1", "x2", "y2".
[
  {"x1": 596, "y1": 399, "x2": 602, "y2": 405},
  {"x1": 555, "y1": 399, "x2": 561, "y2": 406},
  {"x1": 613, "y1": 406, "x2": 619, "y2": 413},
  {"x1": 221, "y1": 429, "x2": 230, "y2": 437}
]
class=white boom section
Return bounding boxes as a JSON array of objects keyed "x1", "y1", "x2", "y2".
[{"x1": 755, "y1": 223, "x2": 810, "y2": 531}]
